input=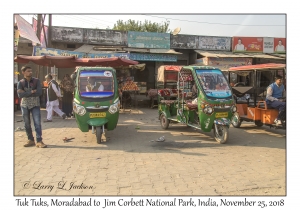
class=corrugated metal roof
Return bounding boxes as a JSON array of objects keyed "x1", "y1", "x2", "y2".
[{"x1": 195, "y1": 50, "x2": 285, "y2": 59}]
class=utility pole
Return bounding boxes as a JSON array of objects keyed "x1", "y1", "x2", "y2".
[
  {"x1": 36, "y1": 14, "x2": 42, "y2": 78},
  {"x1": 48, "y1": 14, "x2": 52, "y2": 48}
]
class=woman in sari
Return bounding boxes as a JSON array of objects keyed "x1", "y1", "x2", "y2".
[{"x1": 60, "y1": 74, "x2": 74, "y2": 118}]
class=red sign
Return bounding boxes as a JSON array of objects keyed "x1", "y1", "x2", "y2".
[
  {"x1": 33, "y1": 18, "x2": 48, "y2": 48},
  {"x1": 232, "y1": 37, "x2": 263, "y2": 52},
  {"x1": 274, "y1": 38, "x2": 286, "y2": 53}
]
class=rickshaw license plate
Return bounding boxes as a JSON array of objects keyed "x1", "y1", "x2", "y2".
[
  {"x1": 215, "y1": 112, "x2": 228, "y2": 118},
  {"x1": 90, "y1": 112, "x2": 106, "y2": 118}
]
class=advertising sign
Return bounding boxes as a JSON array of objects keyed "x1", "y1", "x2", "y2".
[
  {"x1": 83, "y1": 29, "x2": 127, "y2": 45},
  {"x1": 33, "y1": 18, "x2": 49, "y2": 48},
  {"x1": 207, "y1": 57, "x2": 253, "y2": 70},
  {"x1": 199, "y1": 36, "x2": 231, "y2": 51},
  {"x1": 171, "y1": 34, "x2": 199, "y2": 49},
  {"x1": 15, "y1": 15, "x2": 40, "y2": 45},
  {"x1": 263, "y1": 37, "x2": 274, "y2": 53},
  {"x1": 232, "y1": 37, "x2": 263, "y2": 52},
  {"x1": 129, "y1": 53, "x2": 177, "y2": 62},
  {"x1": 274, "y1": 38, "x2": 286, "y2": 53},
  {"x1": 128, "y1": 31, "x2": 170, "y2": 49}
]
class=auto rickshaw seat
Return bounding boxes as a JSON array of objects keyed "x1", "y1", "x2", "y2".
[
  {"x1": 185, "y1": 100, "x2": 198, "y2": 111},
  {"x1": 158, "y1": 89, "x2": 178, "y2": 106}
]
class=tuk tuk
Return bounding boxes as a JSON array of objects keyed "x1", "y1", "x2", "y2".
[
  {"x1": 71, "y1": 66, "x2": 120, "y2": 144},
  {"x1": 148, "y1": 65, "x2": 182, "y2": 108},
  {"x1": 225, "y1": 63, "x2": 286, "y2": 129},
  {"x1": 158, "y1": 66, "x2": 237, "y2": 144}
]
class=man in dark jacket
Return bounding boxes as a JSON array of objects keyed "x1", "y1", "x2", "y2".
[
  {"x1": 44, "y1": 74, "x2": 66, "y2": 122},
  {"x1": 17, "y1": 66, "x2": 46, "y2": 148}
]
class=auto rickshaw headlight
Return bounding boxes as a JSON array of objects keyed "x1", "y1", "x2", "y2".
[
  {"x1": 109, "y1": 100, "x2": 120, "y2": 114},
  {"x1": 73, "y1": 102, "x2": 86, "y2": 116},
  {"x1": 203, "y1": 105, "x2": 213, "y2": 114},
  {"x1": 232, "y1": 105, "x2": 237, "y2": 113}
]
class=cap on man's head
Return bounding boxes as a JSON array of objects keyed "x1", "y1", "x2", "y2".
[{"x1": 45, "y1": 74, "x2": 53, "y2": 79}]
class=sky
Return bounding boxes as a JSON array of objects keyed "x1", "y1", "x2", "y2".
[{"x1": 19, "y1": 14, "x2": 286, "y2": 38}]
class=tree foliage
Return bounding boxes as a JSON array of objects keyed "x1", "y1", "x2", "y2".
[{"x1": 112, "y1": 19, "x2": 170, "y2": 33}]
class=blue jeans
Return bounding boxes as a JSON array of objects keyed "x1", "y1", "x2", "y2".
[{"x1": 21, "y1": 106, "x2": 42, "y2": 142}]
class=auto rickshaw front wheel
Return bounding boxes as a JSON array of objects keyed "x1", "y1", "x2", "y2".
[
  {"x1": 96, "y1": 126, "x2": 102, "y2": 144},
  {"x1": 214, "y1": 124, "x2": 229, "y2": 144},
  {"x1": 160, "y1": 114, "x2": 169, "y2": 130},
  {"x1": 231, "y1": 113, "x2": 242, "y2": 128}
]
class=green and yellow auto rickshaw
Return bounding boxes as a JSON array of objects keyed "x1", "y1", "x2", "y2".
[
  {"x1": 158, "y1": 66, "x2": 237, "y2": 143},
  {"x1": 71, "y1": 66, "x2": 120, "y2": 144}
]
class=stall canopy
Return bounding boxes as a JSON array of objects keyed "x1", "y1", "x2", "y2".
[{"x1": 14, "y1": 55, "x2": 139, "y2": 68}]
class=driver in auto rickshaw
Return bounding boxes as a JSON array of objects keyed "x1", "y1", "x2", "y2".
[
  {"x1": 86, "y1": 77, "x2": 104, "y2": 92},
  {"x1": 266, "y1": 75, "x2": 286, "y2": 126}
]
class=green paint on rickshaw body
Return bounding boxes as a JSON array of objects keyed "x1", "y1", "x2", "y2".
[{"x1": 72, "y1": 67, "x2": 120, "y2": 132}]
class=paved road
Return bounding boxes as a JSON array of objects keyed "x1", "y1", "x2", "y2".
[{"x1": 14, "y1": 108, "x2": 286, "y2": 196}]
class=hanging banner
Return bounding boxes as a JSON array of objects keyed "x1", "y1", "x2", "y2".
[
  {"x1": 14, "y1": 29, "x2": 20, "y2": 51},
  {"x1": 232, "y1": 37, "x2": 263, "y2": 52},
  {"x1": 263, "y1": 37, "x2": 274, "y2": 53},
  {"x1": 274, "y1": 38, "x2": 286, "y2": 53},
  {"x1": 15, "y1": 15, "x2": 40, "y2": 45},
  {"x1": 33, "y1": 18, "x2": 49, "y2": 48},
  {"x1": 128, "y1": 31, "x2": 170, "y2": 49}
]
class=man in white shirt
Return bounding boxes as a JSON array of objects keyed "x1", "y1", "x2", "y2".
[
  {"x1": 44, "y1": 74, "x2": 66, "y2": 122},
  {"x1": 86, "y1": 77, "x2": 104, "y2": 92},
  {"x1": 234, "y1": 38, "x2": 246, "y2": 51},
  {"x1": 275, "y1": 40, "x2": 285, "y2": 52}
]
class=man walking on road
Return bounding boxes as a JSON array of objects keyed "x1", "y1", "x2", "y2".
[
  {"x1": 17, "y1": 66, "x2": 47, "y2": 148},
  {"x1": 44, "y1": 74, "x2": 66, "y2": 122}
]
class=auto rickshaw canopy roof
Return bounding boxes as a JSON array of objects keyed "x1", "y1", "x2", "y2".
[
  {"x1": 14, "y1": 55, "x2": 139, "y2": 68},
  {"x1": 228, "y1": 63, "x2": 286, "y2": 71}
]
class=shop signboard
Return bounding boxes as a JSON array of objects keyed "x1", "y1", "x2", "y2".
[
  {"x1": 33, "y1": 46, "x2": 85, "y2": 57},
  {"x1": 128, "y1": 31, "x2": 170, "y2": 49},
  {"x1": 83, "y1": 29, "x2": 127, "y2": 45},
  {"x1": 33, "y1": 46, "x2": 130, "y2": 59},
  {"x1": 198, "y1": 36, "x2": 231, "y2": 51},
  {"x1": 85, "y1": 53, "x2": 130, "y2": 59},
  {"x1": 171, "y1": 34, "x2": 199, "y2": 49},
  {"x1": 129, "y1": 53, "x2": 177, "y2": 62},
  {"x1": 51, "y1": 26, "x2": 84, "y2": 43},
  {"x1": 207, "y1": 57, "x2": 253, "y2": 70},
  {"x1": 232, "y1": 37, "x2": 264, "y2": 52}
]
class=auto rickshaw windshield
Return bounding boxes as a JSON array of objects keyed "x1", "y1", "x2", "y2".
[
  {"x1": 196, "y1": 69, "x2": 232, "y2": 98},
  {"x1": 79, "y1": 70, "x2": 115, "y2": 98}
]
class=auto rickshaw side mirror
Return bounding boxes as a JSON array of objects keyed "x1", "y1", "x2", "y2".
[{"x1": 70, "y1": 73, "x2": 76, "y2": 81}]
